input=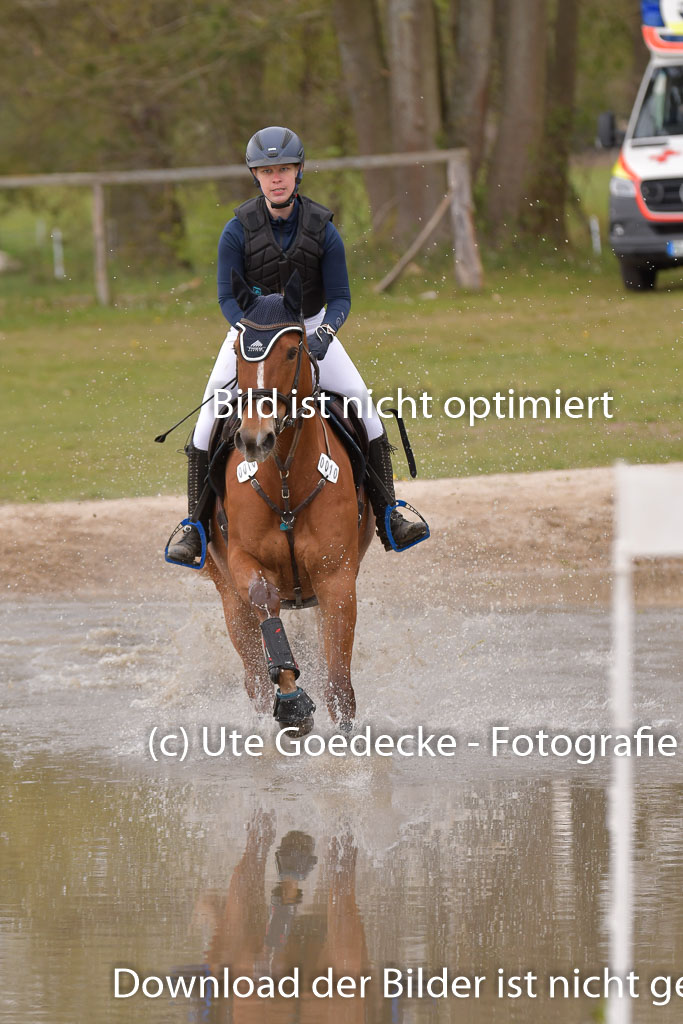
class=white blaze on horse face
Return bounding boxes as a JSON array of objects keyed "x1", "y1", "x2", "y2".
[
  {"x1": 237, "y1": 360, "x2": 277, "y2": 460},
  {"x1": 256, "y1": 360, "x2": 269, "y2": 436},
  {"x1": 245, "y1": 359, "x2": 278, "y2": 453}
]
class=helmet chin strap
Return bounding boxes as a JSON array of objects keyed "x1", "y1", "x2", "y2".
[{"x1": 268, "y1": 189, "x2": 298, "y2": 210}]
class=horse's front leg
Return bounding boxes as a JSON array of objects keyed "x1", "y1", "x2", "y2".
[
  {"x1": 205, "y1": 556, "x2": 271, "y2": 714},
  {"x1": 315, "y1": 832, "x2": 367, "y2": 996},
  {"x1": 315, "y1": 570, "x2": 358, "y2": 729},
  {"x1": 229, "y1": 548, "x2": 316, "y2": 733}
]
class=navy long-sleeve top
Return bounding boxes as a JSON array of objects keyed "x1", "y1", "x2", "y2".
[{"x1": 217, "y1": 196, "x2": 351, "y2": 331}]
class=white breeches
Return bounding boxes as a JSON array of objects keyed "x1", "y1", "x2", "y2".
[{"x1": 193, "y1": 314, "x2": 384, "y2": 450}]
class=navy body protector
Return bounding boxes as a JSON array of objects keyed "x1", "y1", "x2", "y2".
[{"x1": 234, "y1": 195, "x2": 332, "y2": 319}]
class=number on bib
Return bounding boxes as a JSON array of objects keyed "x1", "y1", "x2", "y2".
[
  {"x1": 317, "y1": 453, "x2": 339, "y2": 483},
  {"x1": 237, "y1": 460, "x2": 258, "y2": 483}
]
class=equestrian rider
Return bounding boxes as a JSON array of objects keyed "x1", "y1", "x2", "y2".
[{"x1": 168, "y1": 125, "x2": 429, "y2": 563}]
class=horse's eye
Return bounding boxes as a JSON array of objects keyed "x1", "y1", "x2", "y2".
[{"x1": 287, "y1": 347, "x2": 298, "y2": 360}]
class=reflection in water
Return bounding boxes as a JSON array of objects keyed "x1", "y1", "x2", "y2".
[
  {"x1": 1, "y1": 601, "x2": 681, "y2": 1022},
  {"x1": 7, "y1": 753, "x2": 683, "y2": 1023},
  {"x1": 188, "y1": 813, "x2": 367, "y2": 1022}
]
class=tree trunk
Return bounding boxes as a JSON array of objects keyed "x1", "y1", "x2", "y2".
[
  {"x1": 628, "y1": 1, "x2": 649, "y2": 99},
  {"x1": 448, "y1": 0, "x2": 495, "y2": 178},
  {"x1": 486, "y1": 0, "x2": 547, "y2": 239},
  {"x1": 386, "y1": 0, "x2": 447, "y2": 241},
  {"x1": 527, "y1": 0, "x2": 580, "y2": 240},
  {"x1": 108, "y1": 184, "x2": 190, "y2": 270},
  {"x1": 330, "y1": 0, "x2": 396, "y2": 234},
  {"x1": 106, "y1": 102, "x2": 191, "y2": 269}
]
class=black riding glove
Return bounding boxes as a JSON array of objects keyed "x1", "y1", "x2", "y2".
[{"x1": 308, "y1": 323, "x2": 336, "y2": 361}]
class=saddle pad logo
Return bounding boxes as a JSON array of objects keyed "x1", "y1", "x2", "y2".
[
  {"x1": 237, "y1": 460, "x2": 259, "y2": 483},
  {"x1": 317, "y1": 453, "x2": 339, "y2": 483}
]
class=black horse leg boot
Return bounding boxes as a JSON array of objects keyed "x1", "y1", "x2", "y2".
[
  {"x1": 365, "y1": 432, "x2": 429, "y2": 551},
  {"x1": 167, "y1": 442, "x2": 210, "y2": 564}
]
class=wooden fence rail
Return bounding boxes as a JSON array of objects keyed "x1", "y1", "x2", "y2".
[{"x1": 0, "y1": 149, "x2": 482, "y2": 304}]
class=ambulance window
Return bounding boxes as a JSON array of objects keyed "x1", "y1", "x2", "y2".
[{"x1": 634, "y1": 66, "x2": 683, "y2": 138}]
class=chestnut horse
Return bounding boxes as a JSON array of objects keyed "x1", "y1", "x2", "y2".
[{"x1": 205, "y1": 271, "x2": 373, "y2": 732}]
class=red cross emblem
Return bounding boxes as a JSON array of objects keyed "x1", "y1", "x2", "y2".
[{"x1": 650, "y1": 149, "x2": 680, "y2": 163}]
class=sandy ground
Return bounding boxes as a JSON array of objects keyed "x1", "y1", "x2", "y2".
[{"x1": 2, "y1": 466, "x2": 681, "y2": 608}]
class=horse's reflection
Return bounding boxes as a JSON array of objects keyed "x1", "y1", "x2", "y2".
[{"x1": 192, "y1": 810, "x2": 368, "y2": 1022}]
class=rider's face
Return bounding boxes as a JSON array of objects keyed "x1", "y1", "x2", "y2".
[{"x1": 254, "y1": 164, "x2": 298, "y2": 208}]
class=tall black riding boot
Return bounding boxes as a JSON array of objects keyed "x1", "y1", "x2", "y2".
[
  {"x1": 167, "y1": 442, "x2": 210, "y2": 565},
  {"x1": 365, "y1": 433, "x2": 429, "y2": 551}
]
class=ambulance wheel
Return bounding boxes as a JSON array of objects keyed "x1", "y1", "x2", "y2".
[{"x1": 619, "y1": 260, "x2": 656, "y2": 291}]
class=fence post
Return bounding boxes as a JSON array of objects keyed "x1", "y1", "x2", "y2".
[
  {"x1": 608, "y1": 536, "x2": 633, "y2": 1024},
  {"x1": 447, "y1": 152, "x2": 483, "y2": 290},
  {"x1": 92, "y1": 183, "x2": 110, "y2": 306},
  {"x1": 51, "y1": 228, "x2": 66, "y2": 279},
  {"x1": 607, "y1": 462, "x2": 683, "y2": 1024}
]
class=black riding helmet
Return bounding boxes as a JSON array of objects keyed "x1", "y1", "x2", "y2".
[{"x1": 246, "y1": 126, "x2": 304, "y2": 208}]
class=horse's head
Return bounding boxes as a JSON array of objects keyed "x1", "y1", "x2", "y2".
[{"x1": 232, "y1": 269, "x2": 312, "y2": 463}]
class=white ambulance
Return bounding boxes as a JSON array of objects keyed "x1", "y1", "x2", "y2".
[{"x1": 600, "y1": 0, "x2": 683, "y2": 289}]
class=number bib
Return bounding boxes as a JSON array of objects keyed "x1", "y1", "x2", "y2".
[
  {"x1": 317, "y1": 453, "x2": 339, "y2": 483},
  {"x1": 237, "y1": 460, "x2": 258, "y2": 483}
]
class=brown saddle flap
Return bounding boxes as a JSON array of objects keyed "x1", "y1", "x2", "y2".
[{"x1": 322, "y1": 390, "x2": 369, "y2": 493}]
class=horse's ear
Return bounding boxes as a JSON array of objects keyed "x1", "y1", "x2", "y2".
[
  {"x1": 231, "y1": 269, "x2": 254, "y2": 312},
  {"x1": 283, "y1": 270, "x2": 303, "y2": 320}
]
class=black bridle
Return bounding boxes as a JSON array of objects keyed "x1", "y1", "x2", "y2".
[{"x1": 236, "y1": 324, "x2": 330, "y2": 610}]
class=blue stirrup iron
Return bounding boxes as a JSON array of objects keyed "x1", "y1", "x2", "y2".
[
  {"x1": 164, "y1": 519, "x2": 207, "y2": 570},
  {"x1": 384, "y1": 500, "x2": 430, "y2": 552}
]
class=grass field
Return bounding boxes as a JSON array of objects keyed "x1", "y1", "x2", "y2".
[{"x1": 1, "y1": 162, "x2": 681, "y2": 503}]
